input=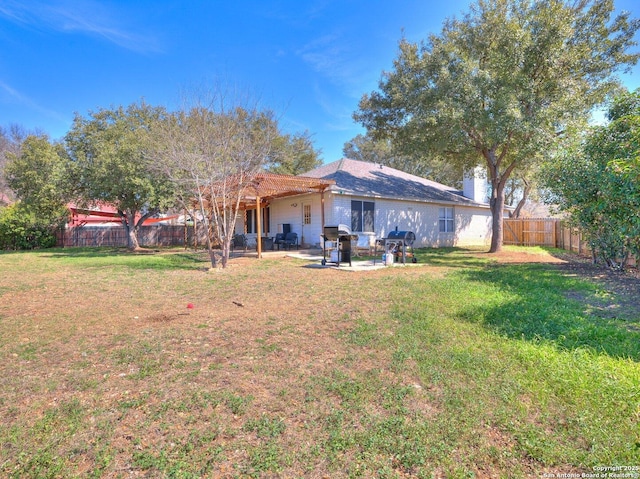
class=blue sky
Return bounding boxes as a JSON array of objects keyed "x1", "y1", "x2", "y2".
[{"x1": 1, "y1": 0, "x2": 639, "y2": 163}]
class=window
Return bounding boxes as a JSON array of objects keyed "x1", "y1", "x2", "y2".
[
  {"x1": 439, "y1": 207, "x2": 454, "y2": 233},
  {"x1": 245, "y1": 207, "x2": 270, "y2": 234},
  {"x1": 245, "y1": 209, "x2": 254, "y2": 234},
  {"x1": 303, "y1": 204, "x2": 311, "y2": 225},
  {"x1": 351, "y1": 200, "x2": 375, "y2": 232}
]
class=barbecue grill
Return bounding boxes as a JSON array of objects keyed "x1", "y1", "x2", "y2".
[
  {"x1": 376, "y1": 229, "x2": 418, "y2": 264},
  {"x1": 321, "y1": 224, "x2": 358, "y2": 267}
]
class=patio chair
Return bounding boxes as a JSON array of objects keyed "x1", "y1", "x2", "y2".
[
  {"x1": 281, "y1": 232, "x2": 298, "y2": 250},
  {"x1": 274, "y1": 233, "x2": 286, "y2": 250},
  {"x1": 231, "y1": 234, "x2": 249, "y2": 252}
]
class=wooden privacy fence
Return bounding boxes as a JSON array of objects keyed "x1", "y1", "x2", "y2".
[
  {"x1": 56, "y1": 224, "x2": 209, "y2": 248},
  {"x1": 504, "y1": 218, "x2": 638, "y2": 266},
  {"x1": 503, "y1": 218, "x2": 558, "y2": 247},
  {"x1": 503, "y1": 218, "x2": 590, "y2": 254}
]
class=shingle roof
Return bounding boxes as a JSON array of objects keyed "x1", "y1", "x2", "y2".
[{"x1": 302, "y1": 158, "x2": 485, "y2": 206}]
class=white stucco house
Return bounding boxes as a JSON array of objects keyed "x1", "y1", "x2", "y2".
[{"x1": 236, "y1": 158, "x2": 494, "y2": 250}]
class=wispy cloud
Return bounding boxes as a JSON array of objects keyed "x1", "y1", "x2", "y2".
[
  {"x1": 0, "y1": 0, "x2": 160, "y2": 53},
  {"x1": 310, "y1": 81, "x2": 356, "y2": 131},
  {"x1": 296, "y1": 32, "x2": 370, "y2": 98},
  {"x1": 0, "y1": 79, "x2": 66, "y2": 121}
]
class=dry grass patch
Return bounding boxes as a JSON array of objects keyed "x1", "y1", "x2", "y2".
[{"x1": 1, "y1": 247, "x2": 638, "y2": 478}]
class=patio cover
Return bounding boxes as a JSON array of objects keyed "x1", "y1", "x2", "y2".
[
  {"x1": 202, "y1": 172, "x2": 335, "y2": 258},
  {"x1": 239, "y1": 172, "x2": 334, "y2": 206}
]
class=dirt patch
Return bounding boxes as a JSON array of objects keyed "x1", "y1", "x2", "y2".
[
  {"x1": 548, "y1": 251, "x2": 640, "y2": 321},
  {"x1": 469, "y1": 249, "x2": 568, "y2": 264},
  {"x1": 468, "y1": 248, "x2": 640, "y2": 320}
]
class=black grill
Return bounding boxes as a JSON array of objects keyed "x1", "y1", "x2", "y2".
[
  {"x1": 376, "y1": 229, "x2": 418, "y2": 264},
  {"x1": 385, "y1": 230, "x2": 416, "y2": 245},
  {"x1": 323, "y1": 224, "x2": 352, "y2": 241},
  {"x1": 322, "y1": 224, "x2": 358, "y2": 267}
]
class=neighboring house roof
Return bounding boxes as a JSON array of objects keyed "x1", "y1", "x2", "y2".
[
  {"x1": 67, "y1": 202, "x2": 179, "y2": 227},
  {"x1": 303, "y1": 158, "x2": 487, "y2": 207}
]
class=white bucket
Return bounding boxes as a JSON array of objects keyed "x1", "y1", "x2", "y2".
[
  {"x1": 330, "y1": 250, "x2": 339, "y2": 263},
  {"x1": 384, "y1": 253, "x2": 394, "y2": 266}
]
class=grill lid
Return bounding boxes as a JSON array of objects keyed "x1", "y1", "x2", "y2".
[
  {"x1": 323, "y1": 224, "x2": 352, "y2": 240},
  {"x1": 386, "y1": 230, "x2": 416, "y2": 245}
]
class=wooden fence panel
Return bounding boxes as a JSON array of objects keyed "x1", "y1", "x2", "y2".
[
  {"x1": 57, "y1": 224, "x2": 209, "y2": 248},
  {"x1": 503, "y1": 218, "x2": 557, "y2": 247}
]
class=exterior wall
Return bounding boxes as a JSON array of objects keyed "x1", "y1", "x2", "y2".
[
  {"x1": 264, "y1": 191, "x2": 493, "y2": 249},
  {"x1": 453, "y1": 205, "x2": 493, "y2": 247},
  {"x1": 328, "y1": 193, "x2": 492, "y2": 248},
  {"x1": 326, "y1": 193, "x2": 351, "y2": 227},
  {"x1": 269, "y1": 193, "x2": 326, "y2": 247}
]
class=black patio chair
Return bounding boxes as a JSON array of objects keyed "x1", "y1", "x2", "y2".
[
  {"x1": 274, "y1": 232, "x2": 286, "y2": 250},
  {"x1": 281, "y1": 232, "x2": 298, "y2": 250},
  {"x1": 231, "y1": 234, "x2": 249, "y2": 252}
]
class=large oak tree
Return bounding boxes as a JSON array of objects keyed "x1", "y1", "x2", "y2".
[
  {"x1": 355, "y1": 0, "x2": 639, "y2": 252},
  {"x1": 65, "y1": 102, "x2": 176, "y2": 250}
]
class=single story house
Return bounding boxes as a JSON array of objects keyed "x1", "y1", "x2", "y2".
[{"x1": 237, "y1": 158, "x2": 495, "y2": 250}]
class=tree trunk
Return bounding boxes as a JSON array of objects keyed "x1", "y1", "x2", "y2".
[
  {"x1": 204, "y1": 212, "x2": 218, "y2": 269},
  {"x1": 203, "y1": 210, "x2": 217, "y2": 269},
  {"x1": 120, "y1": 210, "x2": 140, "y2": 251},
  {"x1": 509, "y1": 180, "x2": 531, "y2": 219},
  {"x1": 127, "y1": 225, "x2": 140, "y2": 250},
  {"x1": 489, "y1": 180, "x2": 506, "y2": 253}
]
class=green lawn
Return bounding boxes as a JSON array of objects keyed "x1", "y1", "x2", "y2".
[{"x1": 0, "y1": 247, "x2": 638, "y2": 478}]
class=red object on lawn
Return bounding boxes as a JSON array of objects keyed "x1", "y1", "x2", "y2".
[{"x1": 187, "y1": 303, "x2": 194, "y2": 309}]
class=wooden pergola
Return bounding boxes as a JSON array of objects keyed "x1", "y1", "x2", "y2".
[{"x1": 204, "y1": 172, "x2": 335, "y2": 258}]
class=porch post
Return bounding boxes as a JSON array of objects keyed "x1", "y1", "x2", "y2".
[
  {"x1": 256, "y1": 196, "x2": 262, "y2": 259},
  {"x1": 321, "y1": 189, "x2": 326, "y2": 229}
]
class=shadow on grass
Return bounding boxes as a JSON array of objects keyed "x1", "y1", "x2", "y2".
[
  {"x1": 456, "y1": 263, "x2": 640, "y2": 361},
  {"x1": 40, "y1": 247, "x2": 126, "y2": 258},
  {"x1": 413, "y1": 247, "x2": 492, "y2": 268},
  {"x1": 39, "y1": 247, "x2": 208, "y2": 271}
]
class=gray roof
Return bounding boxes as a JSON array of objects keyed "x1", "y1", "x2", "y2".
[{"x1": 302, "y1": 158, "x2": 486, "y2": 206}]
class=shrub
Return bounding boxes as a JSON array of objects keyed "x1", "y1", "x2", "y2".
[{"x1": 0, "y1": 203, "x2": 58, "y2": 250}]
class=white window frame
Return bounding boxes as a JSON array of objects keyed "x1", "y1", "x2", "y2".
[
  {"x1": 351, "y1": 200, "x2": 375, "y2": 233},
  {"x1": 439, "y1": 207, "x2": 454, "y2": 233}
]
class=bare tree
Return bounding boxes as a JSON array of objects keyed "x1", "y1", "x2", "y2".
[
  {"x1": 0, "y1": 124, "x2": 31, "y2": 204},
  {"x1": 150, "y1": 87, "x2": 278, "y2": 268}
]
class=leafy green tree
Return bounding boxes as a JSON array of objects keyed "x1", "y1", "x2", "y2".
[
  {"x1": 542, "y1": 89, "x2": 640, "y2": 268},
  {"x1": 4, "y1": 135, "x2": 70, "y2": 227},
  {"x1": 267, "y1": 131, "x2": 322, "y2": 175},
  {"x1": 65, "y1": 102, "x2": 176, "y2": 250},
  {"x1": 355, "y1": 0, "x2": 639, "y2": 252}
]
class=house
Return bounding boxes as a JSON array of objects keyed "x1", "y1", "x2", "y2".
[
  {"x1": 67, "y1": 203, "x2": 179, "y2": 227},
  {"x1": 238, "y1": 158, "x2": 495, "y2": 249}
]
